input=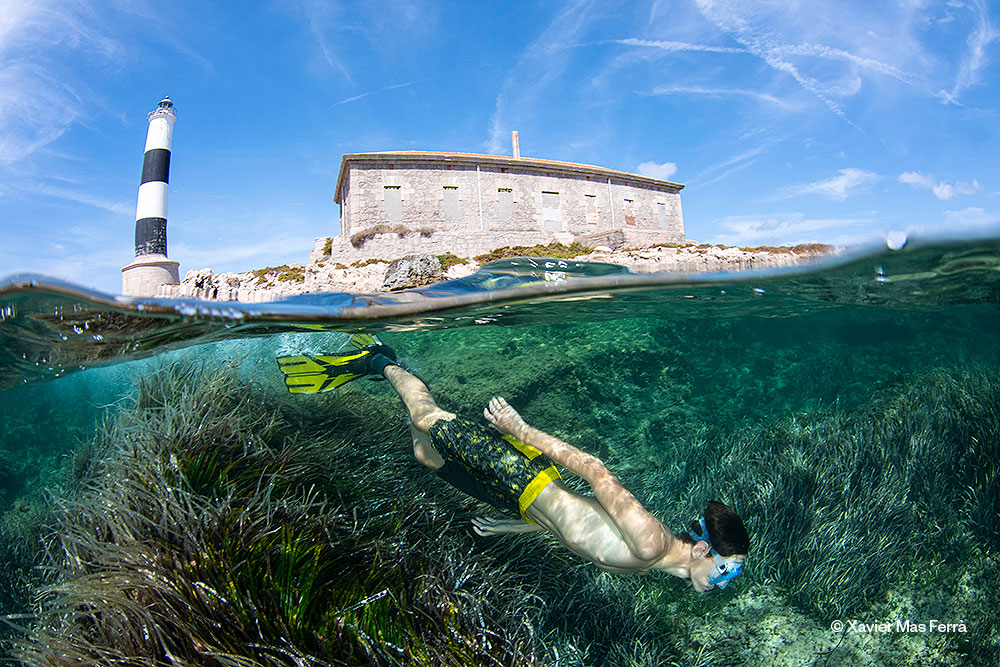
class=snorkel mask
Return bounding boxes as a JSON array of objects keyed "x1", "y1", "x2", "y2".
[{"x1": 689, "y1": 518, "x2": 743, "y2": 589}]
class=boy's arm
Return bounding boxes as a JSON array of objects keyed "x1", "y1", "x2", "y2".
[{"x1": 484, "y1": 397, "x2": 670, "y2": 561}]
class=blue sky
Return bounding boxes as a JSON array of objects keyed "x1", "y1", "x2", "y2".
[{"x1": 1, "y1": 0, "x2": 998, "y2": 294}]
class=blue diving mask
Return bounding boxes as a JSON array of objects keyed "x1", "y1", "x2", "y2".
[{"x1": 689, "y1": 518, "x2": 743, "y2": 589}]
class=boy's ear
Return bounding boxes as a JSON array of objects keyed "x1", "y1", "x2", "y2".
[{"x1": 691, "y1": 540, "x2": 711, "y2": 559}]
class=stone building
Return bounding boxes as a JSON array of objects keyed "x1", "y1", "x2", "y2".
[{"x1": 325, "y1": 151, "x2": 684, "y2": 262}]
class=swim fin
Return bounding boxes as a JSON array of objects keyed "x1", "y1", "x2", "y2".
[{"x1": 277, "y1": 333, "x2": 388, "y2": 394}]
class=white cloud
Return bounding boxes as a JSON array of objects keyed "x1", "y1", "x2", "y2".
[
  {"x1": 635, "y1": 161, "x2": 678, "y2": 181},
  {"x1": 899, "y1": 171, "x2": 981, "y2": 200},
  {"x1": 787, "y1": 168, "x2": 878, "y2": 201},
  {"x1": 943, "y1": 206, "x2": 999, "y2": 226},
  {"x1": 708, "y1": 211, "x2": 875, "y2": 247}
]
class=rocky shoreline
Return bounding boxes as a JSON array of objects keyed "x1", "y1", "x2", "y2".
[{"x1": 176, "y1": 241, "x2": 838, "y2": 302}]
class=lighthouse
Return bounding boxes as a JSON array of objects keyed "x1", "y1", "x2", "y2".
[{"x1": 121, "y1": 97, "x2": 180, "y2": 297}]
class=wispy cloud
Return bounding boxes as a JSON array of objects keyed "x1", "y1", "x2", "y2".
[
  {"x1": 646, "y1": 85, "x2": 800, "y2": 110},
  {"x1": 635, "y1": 161, "x2": 678, "y2": 180},
  {"x1": 334, "y1": 81, "x2": 413, "y2": 106},
  {"x1": 172, "y1": 235, "x2": 317, "y2": 273},
  {"x1": 285, "y1": 0, "x2": 354, "y2": 84},
  {"x1": 694, "y1": 0, "x2": 852, "y2": 117},
  {"x1": 939, "y1": 0, "x2": 998, "y2": 103},
  {"x1": 689, "y1": 0, "x2": 952, "y2": 122},
  {"x1": 487, "y1": 0, "x2": 598, "y2": 153},
  {"x1": 899, "y1": 171, "x2": 981, "y2": 200},
  {"x1": 14, "y1": 181, "x2": 132, "y2": 215},
  {"x1": 772, "y1": 42, "x2": 918, "y2": 87},
  {"x1": 0, "y1": 0, "x2": 101, "y2": 164},
  {"x1": 786, "y1": 168, "x2": 879, "y2": 201},
  {"x1": 690, "y1": 144, "x2": 769, "y2": 187},
  {"x1": 615, "y1": 37, "x2": 745, "y2": 55},
  {"x1": 0, "y1": 1, "x2": 162, "y2": 165}
]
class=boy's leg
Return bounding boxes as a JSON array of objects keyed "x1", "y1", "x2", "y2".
[
  {"x1": 382, "y1": 364, "x2": 452, "y2": 470},
  {"x1": 409, "y1": 424, "x2": 445, "y2": 470},
  {"x1": 381, "y1": 362, "x2": 513, "y2": 515},
  {"x1": 382, "y1": 364, "x2": 455, "y2": 431}
]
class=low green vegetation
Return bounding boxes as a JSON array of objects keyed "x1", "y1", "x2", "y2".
[
  {"x1": 321, "y1": 237, "x2": 333, "y2": 256},
  {"x1": 474, "y1": 241, "x2": 593, "y2": 264},
  {"x1": 643, "y1": 241, "x2": 834, "y2": 254},
  {"x1": 14, "y1": 362, "x2": 546, "y2": 665},
  {"x1": 437, "y1": 252, "x2": 469, "y2": 270},
  {"x1": 737, "y1": 243, "x2": 834, "y2": 254},
  {"x1": 351, "y1": 257, "x2": 389, "y2": 268},
  {"x1": 252, "y1": 264, "x2": 305, "y2": 285}
]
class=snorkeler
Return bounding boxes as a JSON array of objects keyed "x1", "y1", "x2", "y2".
[{"x1": 277, "y1": 335, "x2": 749, "y2": 590}]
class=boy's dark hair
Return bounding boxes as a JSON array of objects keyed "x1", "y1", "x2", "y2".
[{"x1": 678, "y1": 500, "x2": 750, "y2": 556}]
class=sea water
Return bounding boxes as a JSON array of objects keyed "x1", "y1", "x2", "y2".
[{"x1": 0, "y1": 233, "x2": 997, "y2": 665}]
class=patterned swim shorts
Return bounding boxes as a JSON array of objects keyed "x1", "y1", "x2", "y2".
[{"x1": 429, "y1": 417, "x2": 561, "y2": 522}]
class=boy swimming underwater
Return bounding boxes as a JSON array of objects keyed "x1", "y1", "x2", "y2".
[{"x1": 278, "y1": 334, "x2": 749, "y2": 591}]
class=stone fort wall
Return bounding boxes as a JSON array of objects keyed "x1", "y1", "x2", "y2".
[{"x1": 329, "y1": 153, "x2": 684, "y2": 262}]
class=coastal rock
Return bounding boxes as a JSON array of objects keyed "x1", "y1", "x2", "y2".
[
  {"x1": 578, "y1": 244, "x2": 832, "y2": 274},
  {"x1": 381, "y1": 254, "x2": 442, "y2": 291},
  {"x1": 178, "y1": 265, "x2": 310, "y2": 302},
  {"x1": 178, "y1": 240, "x2": 837, "y2": 302}
]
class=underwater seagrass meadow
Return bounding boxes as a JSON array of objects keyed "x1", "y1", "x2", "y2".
[{"x1": 0, "y1": 238, "x2": 998, "y2": 665}]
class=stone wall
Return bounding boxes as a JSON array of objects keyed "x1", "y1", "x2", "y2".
[{"x1": 339, "y1": 157, "x2": 684, "y2": 244}]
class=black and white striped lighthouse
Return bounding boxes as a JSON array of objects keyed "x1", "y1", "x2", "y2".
[{"x1": 121, "y1": 96, "x2": 180, "y2": 297}]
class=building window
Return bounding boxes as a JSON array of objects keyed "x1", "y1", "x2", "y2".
[
  {"x1": 623, "y1": 198, "x2": 635, "y2": 226},
  {"x1": 585, "y1": 194, "x2": 598, "y2": 225},
  {"x1": 542, "y1": 191, "x2": 561, "y2": 231},
  {"x1": 384, "y1": 185, "x2": 401, "y2": 223},
  {"x1": 443, "y1": 186, "x2": 459, "y2": 220},
  {"x1": 657, "y1": 202, "x2": 668, "y2": 229},
  {"x1": 498, "y1": 188, "x2": 513, "y2": 221}
]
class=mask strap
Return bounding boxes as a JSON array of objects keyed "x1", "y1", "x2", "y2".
[{"x1": 688, "y1": 517, "x2": 711, "y2": 546}]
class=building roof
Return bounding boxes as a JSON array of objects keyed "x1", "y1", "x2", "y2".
[{"x1": 333, "y1": 151, "x2": 684, "y2": 203}]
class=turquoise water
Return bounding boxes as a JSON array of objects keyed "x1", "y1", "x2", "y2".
[{"x1": 0, "y1": 235, "x2": 998, "y2": 665}]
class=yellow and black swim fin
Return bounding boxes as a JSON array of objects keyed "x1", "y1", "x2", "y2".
[{"x1": 276, "y1": 333, "x2": 381, "y2": 394}]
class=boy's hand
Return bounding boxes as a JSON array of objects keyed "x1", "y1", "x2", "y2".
[
  {"x1": 484, "y1": 396, "x2": 528, "y2": 436},
  {"x1": 472, "y1": 516, "x2": 544, "y2": 535}
]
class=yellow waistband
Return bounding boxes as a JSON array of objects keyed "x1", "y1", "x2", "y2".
[
  {"x1": 502, "y1": 433, "x2": 544, "y2": 460},
  {"x1": 518, "y1": 466, "x2": 561, "y2": 524}
]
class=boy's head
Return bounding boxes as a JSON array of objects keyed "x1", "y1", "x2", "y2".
[
  {"x1": 697, "y1": 500, "x2": 750, "y2": 556},
  {"x1": 680, "y1": 500, "x2": 750, "y2": 591}
]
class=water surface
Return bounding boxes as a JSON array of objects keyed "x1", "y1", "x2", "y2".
[{"x1": 1, "y1": 234, "x2": 998, "y2": 665}]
